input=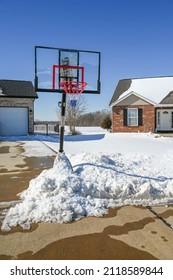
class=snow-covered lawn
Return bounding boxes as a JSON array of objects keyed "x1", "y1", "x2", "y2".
[{"x1": 1, "y1": 128, "x2": 173, "y2": 231}]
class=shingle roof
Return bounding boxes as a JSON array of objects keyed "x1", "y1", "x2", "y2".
[
  {"x1": 0, "y1": 80, "x2": 38, "y2": 98},
  {"x1": 109, "y1": 79, "x2": 132, "y2": 106},
  {"x1": 109, "y1": 76, "x2": 173, "y2": 106}
]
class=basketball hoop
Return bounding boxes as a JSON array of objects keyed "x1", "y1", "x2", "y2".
[
  {"x1": 35, "y1": 47, "x2": 101, "y2": 153},
  {"x1": 52, "y1": 65, "x2": 87, "y2": 107},
  {"x1": 59, "y1": 80, "x2": 87, "y2": 107}
]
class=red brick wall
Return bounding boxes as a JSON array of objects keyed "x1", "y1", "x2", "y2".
[{"x1": 112, "y1": 105, "x2": 155, "y2": 133}]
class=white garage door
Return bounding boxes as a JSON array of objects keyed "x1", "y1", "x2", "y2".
[{"x1": 0, "y1": 107, "x2": 28, "y2": 136}]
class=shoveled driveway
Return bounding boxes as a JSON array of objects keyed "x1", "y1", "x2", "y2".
[{"x1": 0, "y1": 141, "x2": 173, "y2": 260}]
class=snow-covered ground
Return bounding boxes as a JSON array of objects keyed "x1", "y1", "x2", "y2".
[{"x1": 1, "y1": 128, "x2": 173, "y2": 231}]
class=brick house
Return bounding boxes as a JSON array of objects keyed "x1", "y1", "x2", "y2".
[
  {"x1": 109, "y1": 76, "x2": 173, "y2": 133},
  {"x1": 0, "y1": 80, "x2": 38, "y2": 136}
]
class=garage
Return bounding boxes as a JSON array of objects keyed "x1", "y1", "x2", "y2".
[
  {"x1": 0, "y1": 79, "x2": 38, "y2": 135},
  {"x1": 0, "y1": 107, "x2": 28, "y2": 136}
]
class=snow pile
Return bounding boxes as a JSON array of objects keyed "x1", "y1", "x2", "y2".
[{"x1": 1, "y1": 151, "x2": 173, "y2": 231}]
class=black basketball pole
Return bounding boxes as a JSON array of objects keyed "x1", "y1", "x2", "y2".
[{"x1": 59, "y1": 92, "x2": 66, "y2": 152}]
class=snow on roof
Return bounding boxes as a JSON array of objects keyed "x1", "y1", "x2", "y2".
[{"x1": 117, "y1": 76, "x2": 173, "y2": 104}]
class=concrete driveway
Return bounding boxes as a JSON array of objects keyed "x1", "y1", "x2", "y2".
[{"x1": 0, "y1": 141, "x2": 173, "y2": 260}]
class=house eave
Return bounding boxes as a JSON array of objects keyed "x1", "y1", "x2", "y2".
[
  {"x1": 110, "y1": 91, "x2": 156, "y2": 107},
  {"x1": 154, "y1": 104, "x2": 173, "y2": 108},
  {"x1": 0, "y1": 95, "x2": 38, "y2": 99}
]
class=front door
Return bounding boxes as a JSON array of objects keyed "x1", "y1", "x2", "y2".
[{"x1": 158, "y1": 110, "x2": 172, "y2": 131}]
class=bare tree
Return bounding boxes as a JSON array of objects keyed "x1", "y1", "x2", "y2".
[
  {"x1": 66, "y1": 95, "x2": 87, "y2": 134},
  {"x1": 57, "y1": 95, "x2": 87, "y2": 134},
  {"x1": 77, "y1": 109, "x2": 111, "y2": 127}
]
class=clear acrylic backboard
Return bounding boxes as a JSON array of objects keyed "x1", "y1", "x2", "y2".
[{"x1": 34, "y1": 46, "x2": 101, "y2": 94}]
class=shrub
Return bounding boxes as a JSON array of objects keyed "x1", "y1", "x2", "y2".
[{"x1": 101, "y1": 116, "x2": 112, "y2": 130}]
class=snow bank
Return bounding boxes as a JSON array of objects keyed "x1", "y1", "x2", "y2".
[{"x1": 1, "y1": 151, "x2": 173, "y2": 231}]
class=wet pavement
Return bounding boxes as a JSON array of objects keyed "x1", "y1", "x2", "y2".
[
  {"x1": 0, "y1": 141, "x2": 55, "y2": 202},
  {"x1": 0, "y1": 141, "x2": 173, "y2": 260}
]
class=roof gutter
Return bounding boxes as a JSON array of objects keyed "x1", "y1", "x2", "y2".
[
  {"x1": 0, "y1": 95, "x2": 38, "y2": 99},
  {"x1": 154, "y1": 104, "x2": 173, "y2": 108}
]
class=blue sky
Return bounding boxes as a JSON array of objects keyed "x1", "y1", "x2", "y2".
[{"x1": 1, "y1": 0, "x2": 173, "y2": 121}]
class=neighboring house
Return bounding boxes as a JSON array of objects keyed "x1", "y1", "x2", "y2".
[
  {"x1": 109, "y1": 76, "x2": 173, "y2": 133},
  {"x1": 0, "y1": 80, "x2": 38, "y2": 136}
]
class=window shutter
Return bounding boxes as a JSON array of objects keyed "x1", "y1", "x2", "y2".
[
  {"x1": 138, "y1": 108, "x2": 143, "y2": 126},
  {"x1": 123, "y1": 109, "x2": 127, "y2": 126}
]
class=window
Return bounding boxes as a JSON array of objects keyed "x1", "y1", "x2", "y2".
[
  {"x1": 172, "y1": 112, "x2": 173, "y2": 128},
  {"x1": 124, "y1": 108, "x2": 143, "y2": 126},
  {"x1": 128, "y1": 108, "x2": 138, "y2": 126}
]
